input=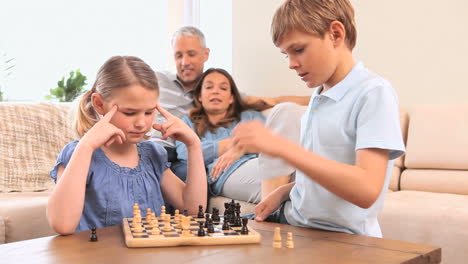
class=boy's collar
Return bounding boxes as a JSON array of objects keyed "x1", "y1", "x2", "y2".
[{"x1": 314, "y1": 62, "x2": 365, "y2": 102}]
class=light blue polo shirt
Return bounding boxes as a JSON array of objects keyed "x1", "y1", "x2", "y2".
[{"x1": 284, "y1": 62, "x2": 405, "y2": 237}]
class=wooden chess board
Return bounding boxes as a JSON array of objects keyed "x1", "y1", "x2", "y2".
[{"x1": 122, "y1": 215, "x2": 261, "y2": 247}]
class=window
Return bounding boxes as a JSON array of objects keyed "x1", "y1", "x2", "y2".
[
  {"x1": 185, "y1": 0, "x2": 232, "y2": 73},
  {"x1": 0, "y1": 0, "x2": 168, "y2": 101}
]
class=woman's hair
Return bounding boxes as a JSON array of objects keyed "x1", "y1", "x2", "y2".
[
  {"x1": 189, "y1": 68, "x2": 247, "y2": 136},
  {"x1": 74, "y1": 56, "x2": 159, "y2": 137},
  {"x1": 271, "y1": 0, "x2": 357, "y2": 50}
]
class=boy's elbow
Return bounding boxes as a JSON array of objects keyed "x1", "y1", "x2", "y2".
[{"x1": 357, "y1": 189, "x2": 381, "y2": 209}]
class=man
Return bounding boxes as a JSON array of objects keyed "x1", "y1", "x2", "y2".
[{"x1": 153, "y1": 26, "x2": 308, "y2": 162}]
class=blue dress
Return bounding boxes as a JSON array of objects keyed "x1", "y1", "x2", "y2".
[
  {"x1": 175, "y1": 110, "x2": 265, "y2": 196},
  {"x1": 50, "y1": 140, "x2": 169, "y2": 232}
]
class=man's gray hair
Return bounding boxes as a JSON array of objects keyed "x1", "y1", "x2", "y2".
[{"x1": 171, "y1": 26, "x2": 207, "y2": 49}]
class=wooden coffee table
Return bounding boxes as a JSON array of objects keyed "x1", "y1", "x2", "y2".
[{"x1": 0, "y1": 221, "x2": 441, "y2": 263}]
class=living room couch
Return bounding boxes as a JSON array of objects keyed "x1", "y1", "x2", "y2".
[{"x1": 0, "y1": 102, "x2": 467, "y2": 264}]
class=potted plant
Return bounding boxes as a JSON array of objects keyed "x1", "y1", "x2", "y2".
[{"x1": 46, "y1": 69, "x2": 87, "y2": 102}]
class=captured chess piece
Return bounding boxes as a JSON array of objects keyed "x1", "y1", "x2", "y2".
[
  {"x1": 240, "y1": 217, "x2": 249, "y2": 234},
  {"x1": 286, "y1": 232, "x2": 294, "y2": 249},
  {"x1": 89, "y1": 227, "x2": 98, "y2": 242},
  {"x1": 272, "y1": 227, "x2": 282, "y2": 248}
]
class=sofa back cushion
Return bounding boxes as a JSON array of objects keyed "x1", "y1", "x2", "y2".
[
  {"x1": 401, "y1": 104, "x2": 468, "y2": 194},
  {"x1": 0, "y1": 103, "x2": 73, "y2": 192},
  {"x1": 405, "y1": 104, "x2": 468, "y2": 169}
]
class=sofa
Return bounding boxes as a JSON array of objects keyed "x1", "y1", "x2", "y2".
[{"x1": 1, "y1": 102, "x2": 467, "y2": 264}]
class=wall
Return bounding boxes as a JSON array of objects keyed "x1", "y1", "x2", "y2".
[{"x1": 233, "y1": 0, "x2": 468, "y2": 107}]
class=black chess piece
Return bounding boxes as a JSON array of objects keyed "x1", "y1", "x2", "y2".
[
  {"x1": 183, "y1": 209, "x2": 188, "y2": 216},
  {"x1": 207, "y1": 219, "x2": 215, "y2": 233},
  {"x1": 197, "y1": 221, "x2": 206, "y2": 236},
  {"x1": 233, "y1": 212, "x2": 241, "y2": 227},
  {"x1": 197, "y1": 205, "x2": 204, "y2": 218},
  {"x1": 212, "y1": 208, "x2": 220, "y2": 222},
  {"x1": 89, "y1": 227, "x2": 98, "y2": 242},
  {"x1": 222, "y1": 219, "x2": 230, "y2": 230},
  {"x1": 241, "y1": 218, "x2": 249, "y2": 235},
  {"x1": 204, "y1": 213, "x2": 211, "y2": 228}
]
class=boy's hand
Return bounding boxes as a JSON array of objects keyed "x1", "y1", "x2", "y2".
[
  {"x1": 81, "y1": 105, "x2": 126, "y2": 150},
  {"x1": 232, "y1": 121, "x2": 280, "y2": 157},
  {"x1": 153, "y1": 104, "x2": 199, "y2": 147},
  {"x1": 211, "y1": 147, "x2": 244, "y2": 180},
  {"x1": 254, "y1": 186, "x2": 285, "y2": 222}
]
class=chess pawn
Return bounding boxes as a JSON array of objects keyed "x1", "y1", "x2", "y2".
[
  {"x1": 273, "y1": 227, "x2": 282, "y2": 248},
  {"x1": 286, "y1": 232, "x2": 294, "y2": 249},
  {"x1": 145, "y1": 212, "x2": 152, "y2": 223},
  {"x1": 160, "y1": 205, "x2": 166, "y2": 217},
  {"x1": 175, "y1": 209, "x2": 180, "y2": 217},
  {"x1": 181, "y1": 216, "x2": 191, "y2": 237},
  {"x1": 133, "y1": 222, "x2": 143, "y2": 233},
  {"x1": 89, "y1": 227, "x2": 98, "y2": 242},
  {"x1": 149, "y1": 218, "x2": 159, "y2": 229},
  {"x1": 240, "y1": 217, "x2": 249, "y2": 234},
  {"x1": 163, "y1": 214, "x2": 172, "y2": 231}
]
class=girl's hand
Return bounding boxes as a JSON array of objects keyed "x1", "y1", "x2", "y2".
[
  {"x1": 81, "y1": 105, "x2": 126, "y2": 150},
  {"x1": 232, "y1": 121, "x2": 281, "y2": 157},
  {"x1": 152, "y1": 104, "x2": 199, "y2": 147},
  {"x1": 211, "y1": 147, "x2": 244, "y2": 180}
]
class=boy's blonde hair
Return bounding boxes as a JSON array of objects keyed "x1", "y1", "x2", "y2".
[
  {"x1": 74, "y1": 56, "x2": 159, "y2": 137},
  {"x1": 271, "y1": 0, "x2": 357, "y2": 50}
]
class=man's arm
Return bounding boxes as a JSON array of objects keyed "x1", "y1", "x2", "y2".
[{"x1": 243, "y1": 95, "x2": 310, "y2": 110}]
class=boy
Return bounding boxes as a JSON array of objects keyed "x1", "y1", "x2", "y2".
[{"x1": 232, "y1": 0, "x2": 405, "y2": 237}]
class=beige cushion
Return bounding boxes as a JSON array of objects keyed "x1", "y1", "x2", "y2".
[
  {"x1": 0, "y1": 103, "x2": 73, "y2": 192},
  {"x1": 379, "y1": 191, "x2": 468, "y2": 264},
  {"x1": 405, "y1": 104, "x2": 468, "y2": 169},
  {"x1": 400, "y1": 169, "x2": 468, "y2": 195},
  {"x1": 388, "y1": 166, "x2": 401, "y2": 191},
  {"x1": 394, "y1": 109, "x2": 409, "y2": 168},
  {"x1": 0, "y1": 216, "x2": 5, "y2": 244},
  {"x1": 0, "y1": 192, "x2": 56, "y2": 242}
]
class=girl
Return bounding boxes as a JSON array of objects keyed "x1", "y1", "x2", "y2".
[
  {"x1": 174, "y1": 68, "x2": 265, "y2": 203},
  {"x1": 47, "y1": 56, "x2": 206, "y2": 235}
]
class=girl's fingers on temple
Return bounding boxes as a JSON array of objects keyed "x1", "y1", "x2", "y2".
[
  {"x1": 103, "y1": 105, "x2": 118, "y2": 121},
  {"x1": 155, "y1": 104, "x2": 173, "y2": 119}
]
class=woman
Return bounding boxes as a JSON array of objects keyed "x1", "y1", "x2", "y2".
[{"x1": 174, "y1": 68, "x2": 265, "y2": 203}]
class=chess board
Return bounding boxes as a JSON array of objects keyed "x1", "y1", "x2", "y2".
[{"x1": 122, "y1": 215, "x2": 261, "y2": 247}]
